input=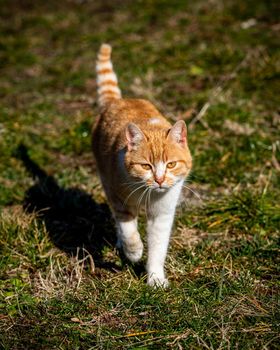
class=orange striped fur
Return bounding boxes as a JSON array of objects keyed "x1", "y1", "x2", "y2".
[{"x1": 96, "y1": 43, "x2": 121, "y2": 106}]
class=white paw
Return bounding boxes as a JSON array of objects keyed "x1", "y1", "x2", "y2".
[
  {"x1": 122, "y1": 239, "x2": 144, "y2": 263},
  {"x1": 147, "y1": 274, "x2": 169, "y2": 288}
]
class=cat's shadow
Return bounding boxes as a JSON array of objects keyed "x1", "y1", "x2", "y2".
[{"x1": 17, "y1": 144, "x2": 145, "y2": 276}]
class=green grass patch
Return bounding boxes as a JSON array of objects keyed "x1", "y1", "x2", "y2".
[{"x1": 0, "y1": 0, "x2": 279, "y2": 348}]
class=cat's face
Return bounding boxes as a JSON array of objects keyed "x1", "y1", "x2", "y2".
[{"x1": 125, "y1": 120, "x2": 192, "y2": 191}]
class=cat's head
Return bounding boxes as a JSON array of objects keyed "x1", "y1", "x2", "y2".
[{"x1": 124, "y1": 120, "x2": 192, "y2": 191}]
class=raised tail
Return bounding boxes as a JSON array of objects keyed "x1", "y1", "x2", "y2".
[{"x1": 96, "y1": 44, "x2": 122, "y2": 107}]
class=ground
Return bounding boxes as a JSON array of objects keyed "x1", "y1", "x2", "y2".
[{"x1": 0, "y1": 0, "x2": 279, "y2": 349}]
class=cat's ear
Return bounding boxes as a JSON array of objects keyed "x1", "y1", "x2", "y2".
[
  {"x1": 167, "y1": 120, "x2": 187, "y2": 147},
  {"x1": 126, "y1": 123, "x2": 145, "y2": 151}
]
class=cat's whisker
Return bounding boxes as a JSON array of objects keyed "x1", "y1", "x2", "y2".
[
  {"x1": 147, "y1": 188, "x2": 152, "y2": 216},
  {"x1": 137, "y1": 188, "x2": 147, "y2": 212},
  {"x1": 183, "y1": 184, "x2": 202, "y2": 200},
  {"x1": 121, "y1": 180, "x2": 145, "y2": 187},
  {"x1": 144, "y1": 187, "x2": 151, "y2": 218},
  {"x1": 143, "y1": 188, "x2": 148, "y2": 216},
  {"x1": 123, "y1": 183, "x2": 147, "y2": 206},
  {"x1": 136, "y1": 187, "x2": 149, "y2": 215},
  {"x1": 178, "y1": 196, "x2": 192, "y2": 210},
  {"x1": 121, "y1": 181, "x2": 145, "y2": 192},
  {"x1": 121, "y1": 181, "x2": 145, "y2": 198}
]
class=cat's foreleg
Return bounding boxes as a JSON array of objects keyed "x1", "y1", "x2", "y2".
[
  {"x1": 116, "y1": 216, "x2": 143, "y2": 263},
  {"x1": 146, "y1": 212, "x2": 175, "y2": 287},
  {"x1": 146, "y1": 181, "x2": 183, "y2": 287}
]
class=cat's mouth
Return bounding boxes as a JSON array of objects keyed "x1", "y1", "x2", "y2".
[
  {"x1": 153, "y1": 187, "x2": 168, "y2": 193},
  {"x1": 149, "y1": 183, "x2": 171, "y2": 192}
]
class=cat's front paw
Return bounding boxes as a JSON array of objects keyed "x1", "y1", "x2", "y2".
[
  {"x1": 147, "y1": 273, "x2": 169, "y2": 288},
  {"x1": 122, "y1": 238, "x2": 144, "y2": 263}
]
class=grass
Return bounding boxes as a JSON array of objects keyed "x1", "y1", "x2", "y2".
[{"x1": 0, "y1": 0, "x2": 279, "y2": 348}]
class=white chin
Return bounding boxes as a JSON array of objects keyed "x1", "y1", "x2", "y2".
[{"x1": 154, "y1": 187, "x2": 169, "y2": 193}]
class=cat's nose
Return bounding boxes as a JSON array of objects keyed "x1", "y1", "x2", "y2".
[{"x1": 155, "y1": 176, "x2": 164, "y2": 186}]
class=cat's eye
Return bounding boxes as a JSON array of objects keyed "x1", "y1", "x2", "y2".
[
  {"x1": 141, "y1": 164, "x2": 152, "y2": 170},
  {"x1": 167, "y1": 161, "x2": 177, "y2": 169}
]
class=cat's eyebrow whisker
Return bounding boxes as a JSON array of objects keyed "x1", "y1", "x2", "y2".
[{"x1": 182, "y1": 185, "x2": 202, "y2": 201}]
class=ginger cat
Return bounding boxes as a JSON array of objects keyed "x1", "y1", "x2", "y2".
[{"x1": 92, "y1": 44, "x2": 192, "y2": 287}]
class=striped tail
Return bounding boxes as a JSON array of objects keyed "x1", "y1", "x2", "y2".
[{"x1": 96, "y1": 44, "x2": 122, "y2": 107}]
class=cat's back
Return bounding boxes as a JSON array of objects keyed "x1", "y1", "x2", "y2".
[
  {"x1": 100, "y1": 98, "x2": 168, "y2": 126},
  {"x1": 92, "y1": 98, "x2": 170, "y2": 152}
]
